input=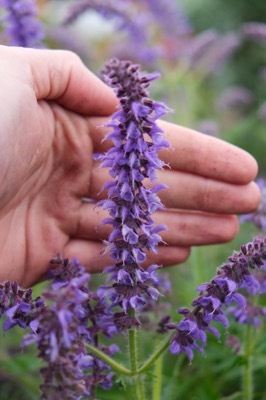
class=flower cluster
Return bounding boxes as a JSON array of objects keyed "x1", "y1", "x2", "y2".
[
  {"x1": 20, "y1": 256, "x2": 119, "y2": 399},
  {"x1": 166, "y1": 236, "x2": 266, "y2": 361},
  {"x1": 95, "y1": 58, "x2": 170, "y2": 327},
  {"x1": 0, "y1": 0, "x2": 44, "y2": 47},
  {"x1": 0, "y1": 280, "x2": 44, "y2": 332}
]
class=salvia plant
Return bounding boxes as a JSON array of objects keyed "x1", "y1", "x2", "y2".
[
  {"x1": 0, "y1": 56, "x2": 265, "y2": 399},
  {"x1": 1, "y1": 1, "x2": 266, "y2": 399}
]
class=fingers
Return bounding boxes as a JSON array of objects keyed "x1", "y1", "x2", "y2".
[
  {"x1": 64, "y1": 239, "x2": 191, "y2": 273},
  {"x1": 74, "y1": 203, "x2": 239, "y2": 246},
  {"x1": 88, "y1": 117, "x2": 258, "y2": 184},
  {"x1": 2, "y1": 46, "x2": 118, "y2": 116}
]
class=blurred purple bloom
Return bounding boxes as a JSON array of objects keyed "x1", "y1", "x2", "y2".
[
  {"x1": 242, "y1": 22, "x2": 266, "y2": 44},
  {"x1": 63, "y1": 0, "x2": 161, "y2": 64},
  {"x1": 258, "y1": 102, "x2": 266, "y2": 122},
  {"x1": 179, "y1": 29, "x2": 219, "y2": 65},
  {"x1": 166, "y1": 236, "x2": 266, "y2": 361},
  {"x1": 227, "y1": 301, "x2": 266, "y2": 327},
  {"x1": 96, "y1": 58, "x2": 170, "y2": 322},
  {"x1": 240, "y1": 178, "x2": 266, "y2": 230},
  {"x1": 0, "y1": 0, "x2": 44, "y2": 47},
  {"x1": 216, "y1": 86, "x2": 253, "y2": 110},
  {"x1": 141, "y1": 0, "x2": 192, "y2": 37},
  {"x1": 196, "y1": 119, "x2": 219, "y2": 137},
  {"x1": 197, "y1": 32, "x2": 241, "y2": 74}
]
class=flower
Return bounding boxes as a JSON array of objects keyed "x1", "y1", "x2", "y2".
[
  {"x1": 22, "y1": 256, "x2": 118, "y2": 398},
  {"x1": 0, "y1": 0, "x2": 44, "y2": 47},
  {"x1": 166, "y1": 236, "x2": 266, "y2": 361},
  {"x1": 96, "y1": 58, "x2": 170, "y2": 324}
]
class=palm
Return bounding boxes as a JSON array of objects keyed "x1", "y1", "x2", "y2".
[{"x1": 0, "y1": 100, "x2": 96, "y2": 286}]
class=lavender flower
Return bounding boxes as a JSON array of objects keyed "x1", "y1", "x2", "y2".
[
  {"x1": 197, "y1": 32, "x2": 241, "y2": 75},
  {"x1": 0, "y1": 0, "x2": 44, "y2": 47},
  {"x1": 242, "y1": 22, "x2": 266, "y2": 44},
  {"x1": 179, "y1": 29, "x2": 219, "y2": 66},
  {"x1": 258, "y1": 102, "x2": 266, "y2": 122},
  {"x1": 196, "y1": 119, "x2": 219, "y2": 137},
  {"x1": 96, "y1": 58, "x2": 170, "y2": 324},
  {"x1": 0, "y1": 280, "x2": 44, "y2": 332},
  {"x1": 63, "y1": 0, "x2": 160, "y2": 64},
  {"x1": 166, "y1": 236, "x2": 266, "y2": 361},
  {"x1": 216, "y1": 86, "x2": 253, "y2": 110},
  {"x1": 141, "y1": 0, "x2": 192, "y2": 37},
  {"x1": 21, "y1": 256, "x2": 118, "y2": 399},
  {"x1": 240, "y1": 178, "x2": 266, "y2": 231}
]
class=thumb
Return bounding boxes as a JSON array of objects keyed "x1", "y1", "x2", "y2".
[{"x1": 3, "y1": 46, "x2": 118, "y2": 116}]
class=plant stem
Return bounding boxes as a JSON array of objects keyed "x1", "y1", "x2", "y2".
[
  {"x1": 242, "y1": 324, "x2": 253, "y2": 400},
  {"x1": 85, "y1": 343, "x2": 133, "y2": 376},
  {"x1": 128, "y1": 309, "x2": 145, "y2": 400},
  {"x1": 138, "y1": 333, "x2": 173, "y2": 374},
  {"x1": 152, "y1": 355, "x2": 163, "y2": 400}
]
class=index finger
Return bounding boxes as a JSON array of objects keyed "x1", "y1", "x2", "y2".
[{"x1": 3, "y1": 46, "x2": 118, "y2": 116}]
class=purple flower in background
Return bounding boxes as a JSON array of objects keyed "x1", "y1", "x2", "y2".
[
  {"x1": 0, "y1": 0, "x2": 44, "y2": 47},
  {"x1": 258, "y1": 102, "x2": 266, "y2": 122},
  {"x1": 196, "y1": 119, "x2": 219, "y2": 137},
  {"x1": 141, "y1": 0, "x2": 192, "y2": 37},
  {"x1": 166, "y1": 236, "x2": 266, "y2": 361},
  {"x1": 63, "y1": 0, "x2": 161, "y2": 64},
  {"x1": 216, "y1": 86, "x2": 253, "y2": 110},
  {"x1": 197, "y1": 32, "x2": 241, "y2": 75},
  {"x1": 242, "y1": 22, "x2": 266, "y2": 44},
  {"x1": 96, "y1": 58, "x2": 170, "y2": 322},
  {"x1": 240, "y1": 178, "x2": 266, "y2": 231},
  {"x1": 179, "y1": 29, "x2": 219, "y2": 65}
]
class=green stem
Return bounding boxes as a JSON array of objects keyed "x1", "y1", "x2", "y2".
[
  {"x1": 152, "y1": 355, "x2": 163, "y2": 400},
  {"x1": 128, "y1": 310, "x2": 145, "y2": 400},
  {"x1": 85, "y1": 343, "x2": 133, "y2": 376},
  {"x1": 242, "y1": 324, "x2": 253, "y2": 400},
  {"x1": 138, "y1": 333, "x2": 173, "y2": 374}
]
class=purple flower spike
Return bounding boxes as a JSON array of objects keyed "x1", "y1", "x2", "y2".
[
  {"x1": 0, "y1": 0, "x2": 44, "y2": 47},
  {"x1": 97, "y1": 58, "x2": 170, "y2": 320},
  {"x1": 167, "y1": 236, "x2": 266, "y2": 361}
]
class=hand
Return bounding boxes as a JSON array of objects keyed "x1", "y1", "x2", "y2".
[{"x1": 0, "y1": 46, "x2": 260, "y2": 287}]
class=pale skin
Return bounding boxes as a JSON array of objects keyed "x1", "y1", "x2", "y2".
[{"x1": 0, "y1": 45, "x2": 261, "y2": 287}]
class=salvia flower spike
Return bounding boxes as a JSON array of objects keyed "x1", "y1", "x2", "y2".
[{"x1": 97, "y1": 58, "x2": 171, "y2": 321}]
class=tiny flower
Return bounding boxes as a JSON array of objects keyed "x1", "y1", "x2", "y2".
[{"x1": 0, "y1": 0, "x2": 44, "y2": 47}]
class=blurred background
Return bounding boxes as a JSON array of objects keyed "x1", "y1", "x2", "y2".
[{"x1": 1, "y1": 0, "x2": 266, "y2": 399}]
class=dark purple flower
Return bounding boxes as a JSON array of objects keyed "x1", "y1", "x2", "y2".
[
  {"x1": 166, "y1": 236, "x2": 266, "y2": 361},
  {"x1": 0, "y1": 0, "x2": 44, "y2": 47},
  {"x1": 21, "y1": 256, "x2": 118, "y2": 398},
  {"x1": 0, "y1": 280, "x2": 44, "y2": 332}
]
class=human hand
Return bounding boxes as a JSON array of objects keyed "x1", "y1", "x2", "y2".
[{"x1": 0, "y1": 46, "x2": 260, "y2": 287}]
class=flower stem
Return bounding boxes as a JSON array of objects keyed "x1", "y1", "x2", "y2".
[
  {"x1": 242, "y1": 324, "x2": 253, "y2": 400},
  {"x1": 152, "y1": 354, "x2": 163, "y2": 400},
  {"x1": 85, "y1": 343, "x2": 133, "y2": 376},
  {"x1": 128, "y1": 309, "x2": 145, "y2": 400},
  {"x1": 138, "y1": 333, "x2": 173, "y2": 374}
]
